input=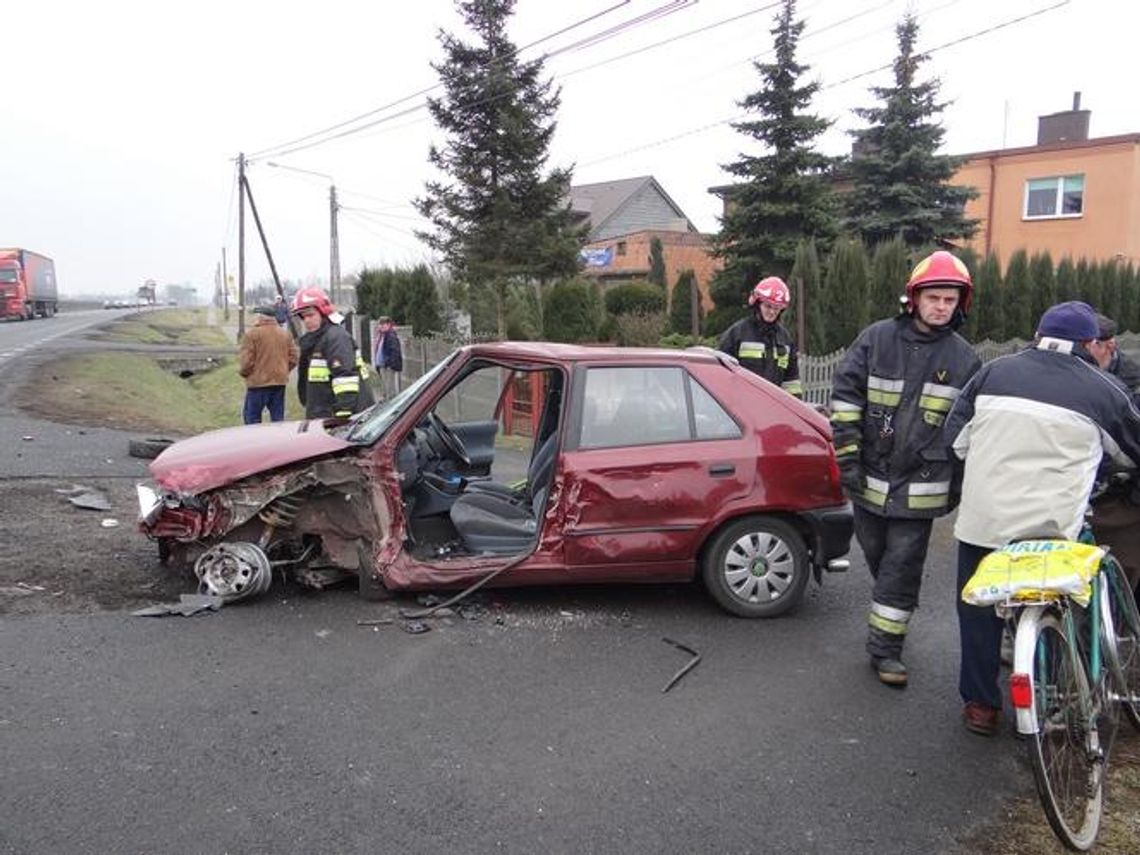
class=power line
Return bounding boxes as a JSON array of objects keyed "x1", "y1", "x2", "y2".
[
  {"x1": 246, "y1": 2, "x2": 654, "y2": 161},
  {"x1": 579, "y1": 0, "x2": 1069, "y2": 168}
]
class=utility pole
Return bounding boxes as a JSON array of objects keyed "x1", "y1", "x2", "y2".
[
  {"x1": 267, "y1": 161, "x2": 339, "y2": 304},
  {"x1": 329, "y1": 184, "x2": 341, "y2": 304},
  {"x1": 237, "y1": 152, "x2": 246, "y2": 339}
]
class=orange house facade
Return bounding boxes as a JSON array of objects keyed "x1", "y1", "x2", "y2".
[{"x1": 956, "y1": 133, "x2": 1140, "y2": 269}]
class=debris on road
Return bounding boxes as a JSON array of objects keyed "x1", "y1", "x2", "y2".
[
  {"x1": 356, "y1": 618, "x2": 394, "y2": 627},
  {"x1": 61, "y1": 486, "x2": 113, "y2": 512},
  {"x1": 132, "y1": 593, "x2": 225, "y2": 617},
  {"x1": 661, "y1": 637, "x2": 702, "y2": 694},
  {"x1": 100, "y1": 518, "x2": 120, "y2": 528},
  {"x1": 402, "y1": 620, "x2": 431, "y2": 635}
]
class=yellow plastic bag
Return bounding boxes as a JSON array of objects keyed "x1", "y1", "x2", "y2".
[{"x1": 961, "y1": 540, "x2": 1104, "y2": 607}]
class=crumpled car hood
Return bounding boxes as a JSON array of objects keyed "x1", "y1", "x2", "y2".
[{"x1": 149, "y1": 420, "x2": 352, "y2": 494}]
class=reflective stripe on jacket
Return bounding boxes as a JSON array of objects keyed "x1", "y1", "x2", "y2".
[
  {"x1": 297, "y1": 321, "x2": 371, "y2": 419},
  {"x1": 717, "y1": 316, "x2": 803, "y2": 397},
  {"x1": 829, "y1": 315, "x2": 981, "y2": 520}
]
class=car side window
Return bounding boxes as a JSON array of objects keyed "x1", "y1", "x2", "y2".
[
  {"x1": 690, "y1": 379, "x2": 742, "y2": 440},
  {"x1": 580, "y1": 366, "x2": 691, "y2": 449}
]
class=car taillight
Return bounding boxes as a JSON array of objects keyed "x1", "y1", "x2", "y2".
[
  {"x1": 1009, "y1": 672, "x2": 1033, "y2": 708},
  {"x1": 827, "y1": 452, "x2": 841, "y2": 494}
]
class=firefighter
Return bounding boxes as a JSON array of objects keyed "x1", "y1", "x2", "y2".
[
  {"x1": 292, "y1": 287, "x2": 373, "y2": 420},
  {"x1": 829, "y1": 251, "x2": 981, "y2": 687},
  {"x1": 717, "y1": 276, "x2": 804, "y2": 397}
]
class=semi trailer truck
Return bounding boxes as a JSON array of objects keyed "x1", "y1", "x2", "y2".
[{"x1": 0, "y1": 248, "x2": 58, "y2": 320}]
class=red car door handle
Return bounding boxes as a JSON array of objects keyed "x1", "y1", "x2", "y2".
[{"x1": 708, "y1": 463, "x2": 735, "y2": 477}]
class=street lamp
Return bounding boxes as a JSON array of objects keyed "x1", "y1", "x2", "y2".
[{"x1": 267, "y1": 161, "x2": 340, "y2": 303}]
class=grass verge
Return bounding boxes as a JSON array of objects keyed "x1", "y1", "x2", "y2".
[
  {"x1": 93, "y1": 307, "x2": 231, "y2": 347},
  {"x1": 19, "y1": 352, "x2": 305, "y2": 433}
]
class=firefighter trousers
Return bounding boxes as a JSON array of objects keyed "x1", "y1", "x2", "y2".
[{"x1": 853, "y1": 505, "x2": 934, "y2": 660}]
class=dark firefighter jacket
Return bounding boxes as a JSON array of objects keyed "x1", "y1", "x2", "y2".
[
  {"x1": 717, "y1": 316, "x2": 803, "y2": 397},
  {"x1": 829, "y1": 314, "x2": 981, "y2": 519},
  {"x1": 297, "y1": 320, "x2": 374, "y2": 419}
]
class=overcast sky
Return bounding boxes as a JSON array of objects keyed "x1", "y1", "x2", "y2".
[{"x1": 3, "y1": 0, "x2": 1134, "y2": 298}]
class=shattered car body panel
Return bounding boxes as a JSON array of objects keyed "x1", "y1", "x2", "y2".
[{"x1": 139, "y1": 342, "x2": 853, "y2": 616}]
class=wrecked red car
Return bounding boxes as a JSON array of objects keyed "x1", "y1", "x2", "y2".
[{"x1": 138, "y1": 343, "x2": 852, "y2": 617}]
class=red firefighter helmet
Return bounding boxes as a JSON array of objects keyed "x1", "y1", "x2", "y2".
[
  {"x1": 905, "y1": 251, "x2": 973, "y2": 315},
  {"x1": 291, "y1": 286, "x2": 334, "y2": 317},
  {"x1": 748, "y1": 276, "x2": 791, "y2": 310}
]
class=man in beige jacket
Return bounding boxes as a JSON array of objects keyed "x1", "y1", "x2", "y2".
[{"x1": 240, "y1": 306, "x2": 299, "y2": 423}]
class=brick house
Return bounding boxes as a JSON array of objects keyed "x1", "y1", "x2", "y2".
[{"x1": 570, "y1": 176, "x2": 720, "y2": 308}]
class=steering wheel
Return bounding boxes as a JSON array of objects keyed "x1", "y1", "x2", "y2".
[{"x1": 427, "y1": 411, "x2": 471, "y2": 467}]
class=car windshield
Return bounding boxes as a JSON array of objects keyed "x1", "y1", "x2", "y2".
[
  {"x1": 343, "y1": 351, "x2": 458, "y2": 444},
  {"x1": 0, "y1": 269, "x2": 18, "y2": 283}
]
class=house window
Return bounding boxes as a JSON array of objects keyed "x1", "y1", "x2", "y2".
[
  {"x1": 616, "y1": 241, "x2": 627, "y2": 256},
  {"x1": 1024, "y1": 175, "x2": 1084, "y2": 219}
]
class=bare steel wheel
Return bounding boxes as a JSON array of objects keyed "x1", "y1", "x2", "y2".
[{"x1": 702, "y1": 516, "x2": 809, "y2": 618}]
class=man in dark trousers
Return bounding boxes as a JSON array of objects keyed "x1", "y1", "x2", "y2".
[
  {"x1": 829, "y1": 251, "x2": 981, "y2": 688},
  {"x1": 717, "y1": 277, "x2": 803, "y2": 398},
  {"x1": 373, "y1": 316, "x2": 404, "y2": 400},
  {"x1": 945, "y1": 301, "x2": 1140, "y2": 735},
  {"x1": 239, "y1": 306, "x2": 298, "y2": 423}
]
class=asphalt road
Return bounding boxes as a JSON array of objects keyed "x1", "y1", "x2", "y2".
[{"x1": 0, "y1": 312, "x2": 1031, "y2": 855}]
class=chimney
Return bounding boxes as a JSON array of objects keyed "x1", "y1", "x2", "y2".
[{"x1": 1037, "y1": 91, "x2": 1090, "y2": 145}]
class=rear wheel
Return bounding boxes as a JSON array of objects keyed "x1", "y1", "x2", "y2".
[
  {"x1": 701, "y1": 516, "x2": 809, "y2": 618},
  {"x1": 1027, "y1": 611, "x2": 1102, "y2": 851},
  {"x1": 1101, "y1": 556, "x2": 1140, "y2": 730}
]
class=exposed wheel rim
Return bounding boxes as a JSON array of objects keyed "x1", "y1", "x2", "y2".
[{"x1": 722, "y1": 530, "x2": 797, "y2": 604}]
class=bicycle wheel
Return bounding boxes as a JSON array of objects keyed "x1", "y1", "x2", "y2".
[
  {"x1": 1026, "y1": 611, "x2": 1103, "y2": 851},
  {"x1": 1101, "y1": 556, "x2": 1140, "y2": 730}
]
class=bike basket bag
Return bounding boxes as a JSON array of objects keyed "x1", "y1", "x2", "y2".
[{"x1": 961, "y1": 540, "x2": 1104, "y2": 607}]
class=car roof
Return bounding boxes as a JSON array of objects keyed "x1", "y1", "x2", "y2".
[{"x1": 464, "y1": 341, "x2": 731, "y2": 366}]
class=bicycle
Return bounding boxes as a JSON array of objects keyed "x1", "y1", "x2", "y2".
[{"x1": 964, "y1": 529, "x2": 1140, "y2": 851}]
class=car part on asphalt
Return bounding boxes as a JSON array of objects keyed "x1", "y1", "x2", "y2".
[
  {"x1": 194, "y1": 542, "x2": 273, "y2": 602},
  {"x1": 128, "y1": 437, "x2": 175, "y2": 460},
  {"x1": 402, "y1": 620, "x2": 431, "y2": 634},
  {"x1": 67, "y1": 489, "x2": 112, "y2": 511},
  {"x1": 132, "y1": 593, "x2": 225, "y2": 617},
  {"x1": 661, "y1": 637, "x2": 702, "y2": 693}
]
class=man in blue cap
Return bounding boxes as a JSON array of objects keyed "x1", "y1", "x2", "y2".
[{"x1": 944, "y1": 301, "x2": 1140, "y2": 735}]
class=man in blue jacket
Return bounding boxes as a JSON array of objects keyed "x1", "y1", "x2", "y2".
[{"x1": 945, "y1": 301, "x2": 1140, "y2": 735}]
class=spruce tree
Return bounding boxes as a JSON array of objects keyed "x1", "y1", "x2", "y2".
[
  {"x1": 415, "y1": 0, "x2": 583, "y2": 338},
  {"x1": 1027, "y1": 252, "x2": 1056, "y2": 330},
  {"x1": 1100, "y1": 260, "x2": 1123, "y2": 325},
  {"x1": 824, "y1": 238, "x2": 870, "y2": 351},
  {"x1": 972, "y1": 252, "x2": 1003, "y2": 342},
  {"x1": 1055, "y1": 257, "x2": 1078, "y2": 304},
  {"x1": 845, "y1": 14, "x2": 977, "y2": 246},
  {"x1": 710, "y1": 0, "x2": 837, "y2": 332},
  {"x1": 955, "y1": 246, "x2": 980, "y2": 341},
  {"x1": 1002, "y1": 250, "x2": 1032, "y2": 340},
  {"x1": 868, "y1": 237, "x2": 909, "y2": 322}
]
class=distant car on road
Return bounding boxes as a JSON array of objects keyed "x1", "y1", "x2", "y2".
[{"x1": 138, "y1": 343, "x2": 853, "y2": 616}]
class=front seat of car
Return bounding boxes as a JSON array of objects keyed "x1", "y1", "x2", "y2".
[{"x1": 448, "y1": 432, "x2": 558, "y2": 554}]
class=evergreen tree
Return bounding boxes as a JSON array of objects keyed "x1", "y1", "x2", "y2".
[
  {"x1": 823, "y1": 238, "x2": 870, "y2": 351},
  {"x1": 396, "y1": 265, "x2": 445, "y2": 336},
  {"x1": 955, "y1": 246, "x2": 980, "y2": 340},
  {"x1": 668, "y1": 269, "x2": 702, "y2": 336},
  {"x1": 1002, "y1": 250, "x2": 1032, "y2": 340},
  {"x1": 972, "y1": 252, "x2": 1003, "y2": 342},
  {"x1": 415, "y1": 0, "x2": 584, "y2": 339},
  {"x1": 1027, "y1": 252, "x2": 1056, "y2": 330},
  {"x1": 356, "y1": 267, "x2": 397, "y2": 318},
  {"x1": 868, "y1": 237, "x2": 909, "y2": 322},
  {"x1": 1055, "y1": 257, "x2": 1077, "y2": 304},
  {"x1": 647, "y1": 237, "x2": 667, "y2": 290},
  {"x1": 789, "y1": 238, "x2": 822, "y2": 352},
  {"x1": 1077, "y1": 259, "x2": 1101, "y2": 311},
  {"x1": 542, "y1": 279, "x2": 597, "y2": 343},
  {"x1": 1100, "y1": 260, "x2": 1123, "y2": 325},
  {"x1": 845, "y1": 14, "x2": 977, "y2": 246},
  {"x1": 710, "y1": 0, "x2": 837, "y2": 327},
  {"x1": 1121, "y1": 263, "x2": 1138, "y2": 332}
]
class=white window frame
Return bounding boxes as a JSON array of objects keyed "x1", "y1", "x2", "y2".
[{"x1": 1022, "y1": 174, "x2": 1084, "y2": 221}]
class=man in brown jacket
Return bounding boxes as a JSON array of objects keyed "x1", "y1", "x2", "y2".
[{"x1": 240, "y1": 306, "x2": 299, "y2": 423}]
